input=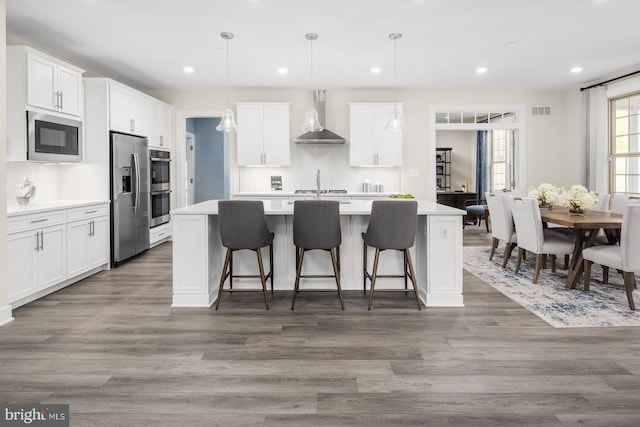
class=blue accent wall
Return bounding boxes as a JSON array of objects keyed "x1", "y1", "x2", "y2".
[{"x1": 186, "y1": 117, "x2": 228, "y2": 203}]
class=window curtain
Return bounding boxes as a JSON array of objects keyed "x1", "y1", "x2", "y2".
[
  {"x1": 581, "y1": 86, "x2": 608, "y2": 193},
  {"x1": 476, "y1": 131, "x2": 488, "y2": 197}
]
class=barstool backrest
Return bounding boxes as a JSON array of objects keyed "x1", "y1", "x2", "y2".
[
  {"x1": 293, "y1": 200, "x2": 341, "y2": 250},
  {"x1": 218, "y1": 200, "x2": 273, "y2": 250},
  {"x1": 364, "y1": 200, "x2": 417, "y2": 250}
]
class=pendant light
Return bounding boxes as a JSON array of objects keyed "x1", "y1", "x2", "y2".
[
  {"x1": 216, "y1": 32, "x2": 238, "y2": 133},
  {"x1": 301, "y1": 33, "x2": 323, "y2": 132},
  {"x1": 385, "y1": 32, "x2": 405, "y2": 132}
]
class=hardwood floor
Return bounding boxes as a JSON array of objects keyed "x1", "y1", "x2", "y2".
[{"x1": 1, "y1": 226, "x2": 640, "y2": 426}]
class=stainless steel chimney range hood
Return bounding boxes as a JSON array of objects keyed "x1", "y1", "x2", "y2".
[{"x1": 295, "y1": 90, "x2": 346, "y2": 144}]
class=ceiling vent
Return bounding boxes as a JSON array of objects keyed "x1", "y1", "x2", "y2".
[{"x1": 531, "y1": 106, "x2": 551, "y2": 116}]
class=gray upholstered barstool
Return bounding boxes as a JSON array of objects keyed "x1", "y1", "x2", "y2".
[
  {"x1": 291, "y1": 200, "x2": 344, "y2": 310},
  {"x1": 363, "y1": 200, "x2": 421, "y2": 310},
  {"x1": 215, "y1": 200, "x2": 274, "y2": 310}
]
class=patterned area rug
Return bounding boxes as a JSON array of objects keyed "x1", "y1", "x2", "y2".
[{"x1": 463, "y1": 246, "x2": 640, "y2": 328}]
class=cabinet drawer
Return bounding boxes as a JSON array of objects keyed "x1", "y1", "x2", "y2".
[
  {"x1": 150, "y1": 223, "x2": 171, "y2": 244},
  {"x1": 8, "y1": 210, "x2": 67, "y2": 234},
  {"x1": 67, "y1": 204, "x2": 109, "y2": 221}
]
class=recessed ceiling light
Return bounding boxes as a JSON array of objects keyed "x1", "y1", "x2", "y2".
[
  {"x1": 277, "y1": 67, "x2": 288, "y2": 74},
  {"x1": 476, "y1": 67, "x2": 488, "y2": 74},
  {"x1": 370, "y1": 66, "x2": 382, "y2": 74},
  {"x1": 571, "y1": 66, "x2": 584, "y2": 73},
  {"x1": 506, "y1": 41, "x2": 518, "y2": 47},
  {"x1": 183, "y1": 66, "x2": 194, "y2": 74}
]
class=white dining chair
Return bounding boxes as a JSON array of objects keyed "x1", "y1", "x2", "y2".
[
  {"x1": 485, "y1": 193, "x2": 517, "y2": 268},
  {"x1": 511, "y1": 198, "x2": 576, "y2": 284},
  {"x1": 583, "y1": 204, "x2": 640, "y2": 310},
  {"x1": 593, "y1": 193, "x2": 611, "y2": 212}
]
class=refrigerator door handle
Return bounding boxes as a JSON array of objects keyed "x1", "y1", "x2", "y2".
[{"x1": 133, "y1": 152, "x2": 140, "y2": 212}]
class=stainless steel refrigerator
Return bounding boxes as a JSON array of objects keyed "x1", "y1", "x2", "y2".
[{"x1": 110, "y1": 132, "x2": 150, "y2": 265}]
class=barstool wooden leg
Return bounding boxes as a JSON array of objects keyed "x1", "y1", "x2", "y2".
[
  {"x1": 291, "y1": 248, "x2": 305, "y2": 310},
  {"x1": 368, "y1": 248, "x2": 381, "y2": 310},
  {"x1": 330, "y1": 247, "x2": 345, "y2": 310},
  {"x1": 269, "y1": 243, "x2": 274, "y2": 293},
  {"x1": 229, "y1": 252, "x2": 233, "y2": 289},
  {"x1": 403, "y1": 251, "x2": 408, "y2": 289},
  {"x1": 363, "y1": 240, "x2": 368, "y2": 293},
  {"x1": 405, "y1": 249, "x2": 422, "y2": 310},
  {"x1": 215, "y1": 248, "x2": 232, "y2": 310},
  {"x1": 256, "y1": 249, "x2": 269, "y2": 310}
]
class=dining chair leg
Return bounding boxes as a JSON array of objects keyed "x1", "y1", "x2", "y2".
[
  {"x1": 405, "y1": 249, "x2": 422, "y2": 310},
  {"x1": 501, "y1": 243, "x2": 511, "y2": 268},
  {"x1": 515, "y1": 248, "x2": 524, "y2": 274},
  {"x1": 256, "y1": 249, "x2": 269, "y2": 310},
  {"x1": 550, "y1": 255, "x2": 557, "y2": 273},
  {"x1": 484, "y1": 211, "x2": 490, "y2": 232},
  {"x1": 489, "y1": 238, "x2": 499, "y2": 261},
  {"x1": 215, "y1": 248, "x2": 232, "y2": 310},
  {"x1": 623, "y1": 271, "x2": 636, "y2": 310},
  {"x1": 533, "y1": 254, "x2": 544, "y2": 284},
  {"x1": 291, "y1": 248, "x2": 305, "y2": 310},
  {"x1": 583, "y1": 259, "x2": 593, "y2": 291},
  {"x1": 602, "y1": 266, "x2": 609, "y2": 285},
  {"x1": 368, "y1": 248, "x2": 381, "y2": 310},
  {"x1": 564, "y1": 254, "x2": 570, "y2": 269},
  {"x1": 330, "y1": 247, "x2": 345, "y2": 310}
]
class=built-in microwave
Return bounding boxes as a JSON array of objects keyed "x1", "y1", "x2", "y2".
[{"x1": 27, "y1": 111, "x2": 82, "y2": 162}]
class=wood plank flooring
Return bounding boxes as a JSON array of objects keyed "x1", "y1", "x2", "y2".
[{"x1": 1, "y1": 226, "x2": 640, "y2": 426}]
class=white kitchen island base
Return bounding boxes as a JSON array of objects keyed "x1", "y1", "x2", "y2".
[{"x1": 171, "y1": 200, "x2": 465, "y2": 308}]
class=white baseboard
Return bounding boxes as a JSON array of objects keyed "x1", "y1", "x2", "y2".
[{"x1": 0, "y1": 304, "x2": 14, "y2": 327}]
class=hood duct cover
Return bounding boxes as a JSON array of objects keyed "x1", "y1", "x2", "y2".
[{"x1": 295, "y1": 90, "x2": 346, "y2": 144}]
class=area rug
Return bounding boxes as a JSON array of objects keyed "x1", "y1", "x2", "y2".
[{"x1": 463, "y1": 246, "x2": 640, "y2": 328}]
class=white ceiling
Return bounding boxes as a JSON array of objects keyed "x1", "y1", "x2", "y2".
[{"x1": 6, "y1": 0, "x2": 640, "y2": 93}]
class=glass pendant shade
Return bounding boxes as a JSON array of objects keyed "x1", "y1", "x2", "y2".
[
  {"x1": 384, "y1": 109, "x2": 405, "y2": 132},
  {"x1": 216, "y1": 108, "x2": 238, "y2": 132},
  {"x1": 301, "y1": 108, "x2": 323, "y2": 132}
]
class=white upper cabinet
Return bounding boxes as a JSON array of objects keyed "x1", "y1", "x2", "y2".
[
  {"x1": 25, "y1": 49, "x2": 83, "y2": 117},
  {"x1": 349, "y1": 103, "x2": 403, "y2": 167},
  {"x1": 148, "y1": 100, "x2": 173, "y2": 149},
  {"x1": 236, "y1": 102, "x2": 290, "y2": 166},
  {"x1": 109, "y1": 82, "x2": 149, "y2": 136}
]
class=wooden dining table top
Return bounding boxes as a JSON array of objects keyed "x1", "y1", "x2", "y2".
[{"x1": 540, "y1": 208, "x2": 623, "y2": 230}]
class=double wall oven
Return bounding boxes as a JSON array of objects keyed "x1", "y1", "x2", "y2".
[{"x1": 149, "y1": 149, "x2": 171, "y2": 227}]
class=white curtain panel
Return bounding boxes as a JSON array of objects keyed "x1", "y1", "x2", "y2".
[{"x1": 581, "y1": 86, "x2": 608, "y2": 194}]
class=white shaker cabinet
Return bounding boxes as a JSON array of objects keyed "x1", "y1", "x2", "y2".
[
  {"x1": 24, "y1": 48, "x2": 84, "y2": 117},
  {"x1": 67, "y1": 205, "x2": 109, "y2": 277},
  {"x1": 148, "y1": 100, "x2": 173, "y2": 149},
  {"x1": 349, "y1": 103, "x2": 403, "y2": 167},
  {"x1": 110, "y1": 82, "x2": 149, "y2": 136},
  {"x1": 236, "y1": 102, "x2": 290, "y2": 166},
  {"x1": 8, "y1": 218, "x2": 66, "y2": 303}
]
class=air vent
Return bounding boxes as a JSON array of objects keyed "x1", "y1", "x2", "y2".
[{"x1": 531, "y1": 107, "x2": 551, "y2": 116}]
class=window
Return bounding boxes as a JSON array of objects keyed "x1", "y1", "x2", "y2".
[
  {"x1": 490, "y1": 130, "x2": 507, "y2": 191},
  {"x1": 611, "y1": 93, "x2": 640, "y2": 195}
]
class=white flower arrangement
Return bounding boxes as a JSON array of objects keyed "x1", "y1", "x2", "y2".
[
  {"x1": 558, "y1": 185, "x2": 598, "y2": 212},
  {"x1": 527, "y1": 183, "x2": 560, "y2": 207}
]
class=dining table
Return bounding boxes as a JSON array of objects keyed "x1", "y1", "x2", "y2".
[{"x1": 540, "y1": 208, "x2": 623, "y2": 289}]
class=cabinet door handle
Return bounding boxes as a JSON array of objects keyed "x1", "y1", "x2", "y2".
[
  {"x1": 91, "y1": 220, "x2": 95, "y2": 237},
  {"x1": 59, "y1": 92, "x2": 63, "y2": 110},
  {"x1": 39, "y1": 231, "x2": 44, "y2": 251},
  {"x1": 35, "y1": 231, "x2": 40, "y2": 252},
  {"x1": 159, "y1": 135, "x2": 163, "y2": 146}
]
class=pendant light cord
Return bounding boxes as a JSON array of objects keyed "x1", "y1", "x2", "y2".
[
  {"x1": 393, "y1": 33, "x2": 398, "y2": 112},
  {"x1": 225, "y1": 36, "x2": 230, "y2": 106}
]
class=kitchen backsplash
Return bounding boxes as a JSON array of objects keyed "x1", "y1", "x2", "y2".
[
  {"x1": 238, "y1": 143, "x2": 401, "y2": 193},
  {"x1": 6, "y1": 163, "x2": 62, "y2": 205}
]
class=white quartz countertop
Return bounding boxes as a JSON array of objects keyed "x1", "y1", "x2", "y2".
[
  {"x1": 233, "y1": 191, "x2": 397, "y2": 197},
  {"x1": 172, "y1": 199, "x2": 465, "y2": 216},
  {"x1": 7, "y1": 200, "x2": 110, "y2": 217}
]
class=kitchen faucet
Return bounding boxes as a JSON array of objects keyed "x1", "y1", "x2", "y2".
[{"x1": 316, "y1": 169, "x2": 321, "y2": 199}]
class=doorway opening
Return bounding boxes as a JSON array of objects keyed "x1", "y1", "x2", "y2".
[{"x1": 176, "y1": 111, "x2": 230, "y2": 208}]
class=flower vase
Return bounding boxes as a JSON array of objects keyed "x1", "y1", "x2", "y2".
[
  {"x1": 569, "y1": 206, "x2": 585, "y2": 216},
  {"x1": 539, "y1": 202, "x2": 553, "y2": 210}
]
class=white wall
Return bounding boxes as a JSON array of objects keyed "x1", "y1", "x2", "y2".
[
  {"x1": 152, "y1": 88, "x2": 584, "y2": 199},
  {"x1": 1, "y1": 0, "x2": 12, "y2": 325}
]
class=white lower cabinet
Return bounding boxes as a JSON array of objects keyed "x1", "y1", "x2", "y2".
[
  {"x1": 67, "y1": 216, "x2": 108, "y2": 277},
  {"x1": 8, "y1": 224, "x2": 66, "y2": 303},
  {"x1": 7, "y1": 202, "x2": 110, "y2": 307}
]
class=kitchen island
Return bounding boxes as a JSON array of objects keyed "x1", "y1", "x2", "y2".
[{"x1": 171, "y1": 199, "x2": 465, "y2": 308}]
